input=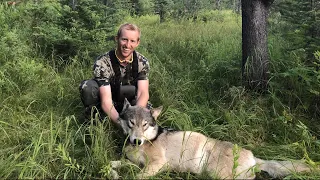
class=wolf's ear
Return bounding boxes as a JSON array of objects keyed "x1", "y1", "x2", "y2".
[
  {"x1": 121, "y1": 98, "x2": 131, "y2": 113},
  {"x1": 118, "y1": 118, "x2": 129, "y2": 135},
  {"x1": 151, "y1": 106, "x2": 163, "y2": 120}
]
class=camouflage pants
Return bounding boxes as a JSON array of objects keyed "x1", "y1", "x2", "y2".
[
  {"x1": 79, "y1": 79, "x2": 103, "y2": 118},
  {"x1": 79, "y1": 79, "x2": 100, "y2": 108}
]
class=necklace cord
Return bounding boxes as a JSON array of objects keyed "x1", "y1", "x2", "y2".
[{"x1": 115, "y1": 49, "x2": 133, "y2": 63}]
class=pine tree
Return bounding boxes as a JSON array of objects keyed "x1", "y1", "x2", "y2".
[{"x1": 277, "y1": 0, "x2": 320, "y2": 61}]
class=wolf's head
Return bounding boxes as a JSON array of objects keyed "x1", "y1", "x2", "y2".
[{"x1": 119, "y1": 99, "x2": 163, "y2": 146}]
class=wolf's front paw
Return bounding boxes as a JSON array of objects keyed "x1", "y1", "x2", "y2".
[
  {"x1": 104, "y1": 161, "x2": 123, "y2": 179},
  {"x1": 110, "y1": 169, "x2": 120, "y2": 179},
  {"x1": 110, "y1": 160, "x2": 122, "y2": 168}
]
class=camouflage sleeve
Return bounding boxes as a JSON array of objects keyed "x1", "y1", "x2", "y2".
[
  {"x1": 93, "y1": 53, "x2": 114, "y2": 87},
  {"x1": 137, "y1": 53, "x2": 150, "y2": 80}
]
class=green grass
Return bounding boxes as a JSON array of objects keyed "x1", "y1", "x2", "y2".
[{"x1": 0, "y1": 6, "x2": 319, "y2": 179}]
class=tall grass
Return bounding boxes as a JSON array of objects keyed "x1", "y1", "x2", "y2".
[{"x1": 0, "y1": 5, "x2": 319, "y2": 179}]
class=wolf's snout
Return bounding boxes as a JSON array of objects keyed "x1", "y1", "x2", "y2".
[{"x1": 132, "y1": 139, "x2": 142, "y2": 146}]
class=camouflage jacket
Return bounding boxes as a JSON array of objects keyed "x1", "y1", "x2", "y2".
[{"x1": 93, "y1": 50, "x2": 150, "y2": 88}]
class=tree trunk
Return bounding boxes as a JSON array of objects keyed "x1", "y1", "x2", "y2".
[
  {"x1": 236, "y1": 0, "x2": 241, "y2": 14},
  {"x1": 216, "y1": 0, "x2": 221, "y2": 10},
  {"x1": 241, "y1": 0, "x2": 273, "y2": 91},
  {"x1": 71, "y1": 0, "x2": 77, "y2": 10}
]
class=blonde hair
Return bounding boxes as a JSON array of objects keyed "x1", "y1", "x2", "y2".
[{"x1": 117, "y1": 23, "x2": 141, "y2": 40}]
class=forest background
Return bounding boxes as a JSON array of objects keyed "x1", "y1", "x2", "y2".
[{"x1": 0, "y1": 0, "x2": 319, "y2": 179}]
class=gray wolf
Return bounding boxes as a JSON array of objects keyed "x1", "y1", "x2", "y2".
[{"x1": 116, "y1": 99, "x2": 311, "y2": 179}]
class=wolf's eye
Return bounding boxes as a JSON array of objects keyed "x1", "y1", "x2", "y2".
[
  {"x1": 129, "y1": 119, "x2": 135, "y2": 125},
  {"x1": 143, "y1": 122, "x2": 147, "y2": 127}
]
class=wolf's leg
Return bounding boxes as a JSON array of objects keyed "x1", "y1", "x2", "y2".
[
  {"x1": 137, "y1": 161, "x2": 166, "y2": 179},
  {"x1": 107, "y1": 161, "x2": 122, "y2": 179},
  {"x1": 110, "y1": 160, "x2": 122, "y2": 168},
  {"x1": 109, "y1": 159, "x2": 141, "y2": 179},
  {"x1": 110, "y1": 159, "x2": 138, "y2": 168}
]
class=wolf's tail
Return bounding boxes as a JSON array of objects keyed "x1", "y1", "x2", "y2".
[{"x1": 254, "y1": 157, "x2": 311, "y2": 178}]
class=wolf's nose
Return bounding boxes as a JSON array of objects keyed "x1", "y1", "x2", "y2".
[{"x1": 133, "y1": 139, "x2": 142, "y2": 146}]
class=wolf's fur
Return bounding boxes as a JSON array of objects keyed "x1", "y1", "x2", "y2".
[{"x1": 118, "y1": 100, "x2": 311, "y2": 179}]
